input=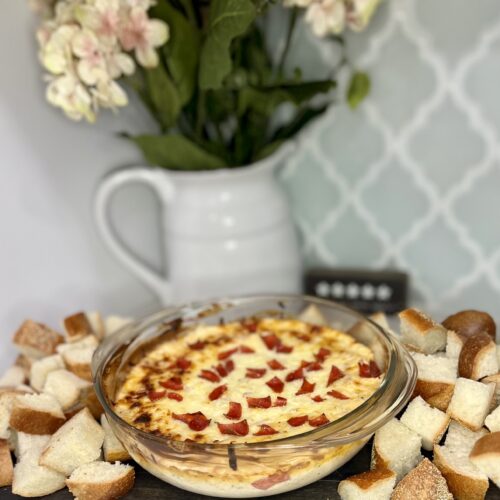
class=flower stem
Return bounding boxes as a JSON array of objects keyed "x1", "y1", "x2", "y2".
[{"x1": 277, "y1": 8, "x2": 298, "y2": 77}]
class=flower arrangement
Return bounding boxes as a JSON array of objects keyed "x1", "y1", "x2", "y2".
[{"x1": 31, "y1": 0, "x2": 380, "y2": 170}]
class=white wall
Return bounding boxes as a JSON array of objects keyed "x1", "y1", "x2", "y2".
[{"x1": 0, "y1": 3, "x2": 164, "y2": 369}]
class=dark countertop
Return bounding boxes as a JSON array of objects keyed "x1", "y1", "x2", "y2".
[{"x1": 2, "y1": 442, "x2": 499, "y2": 499}]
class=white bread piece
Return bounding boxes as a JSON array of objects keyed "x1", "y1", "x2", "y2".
[
  {"x1": 497, "y1": 344, "x2": 500, "y2": 365},
  {"x1": 39, "y1": 408, "x2": 105, "y2": 475},
  {"x1": 0, "y1": 388, "x2": 33, "y2": 440},
  {"x1": 29, "y1": 354, "x2": 64, "y2": 392},
  {"x1": 369, "y1": 312, "x2": 390, "y2": 331},
  {"x1": 62, "y1": 346, "x2": 95, "y2": 382},
  {"x1": 87, "y1": 311, "x2": 106, "y2": 340},
  {"x1": 0, "y1": 365, "x2": 26, "y2": 387},
  {"x1": 399, "y1": 308, "x2": 447, "y2": 354},
  {"x1": 446, "y1": 330, "x2": 464, "y2": 358},
  {"x1": 298, "y1": 305, "x2": 328, "y2": 326},
  {"x1": 0, "y1": 439, "x2": 13, "y2": 487},
  {"x1": 63, "y1": 312, "x2": 96, "y2": 343},
  {"x1": 445, "y1": 420, "x2": 488, "y2": 449},
  {"x1": 104, "y1": 316, "x2": 132, "y2": 336},
  {"x1": 469, "y1": 431, "x2": 500, "y2": 487},
  {"x1": 447, "y1": 378, "x2": 495, "y2": 430},
  {"x1": 337, "y1": 468, "x2": 396, "y2": 500},
  {"x1": 42, "y1": 369, "x2": 92, "y2": 411},
  {"x1": 400, "y1": 396, "x2": 450, "y2": 450},
  {"x1": 100, "y1": 415, "x2": 130, "y2": 462},
  {"x1": 56, "y1": 334, "x2": 99, "y2": 355},
  {"x1": 411, "y1": 352, "x2": 458, "y2": 411},
  {"x1": 66, "y1": 461, "x2": 135, "y2": 500},
  {"x1": 392, "y1": 457, "x2": 452, "y2": 500},
  {"x1": 10, "y1": 393, "x2": 66, "y2": 435},
  {"x1": 458, "y1": 331, "x2": 498, "y2": 380},
  {"x1": 15, "y1": 432, "x2": 53, "y2": 459},
  {"x1": 12, "y1": 432, "x2": 66, "y2": 497},
  {"x1": 485, "y1": 405, "x2": 500, "y2": 432},
  {"x1": 13, "y1": 320, "x2": 64, "y2": 359},
  {"x1": 371, "y1": 418, "x2": 423, "y2": 481},
  {"x1": 482, "y1": 373, "x2": 500, "y2": 406}
]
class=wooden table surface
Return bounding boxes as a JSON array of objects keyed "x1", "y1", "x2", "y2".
[{"x1": 2, "y1": 441, "x2": 499, "y2": 499}]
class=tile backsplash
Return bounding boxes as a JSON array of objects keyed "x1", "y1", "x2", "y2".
[{"x1": 280, "y1": 0, "x2": 500, "y2": 321}]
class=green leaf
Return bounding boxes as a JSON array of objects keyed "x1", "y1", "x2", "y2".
[
  {"x1": 145, "y1": 65, "x2": 182, "y2": 130},
  {"x1": 347, "y1": 71, "x2": 370, "y2": 110},
  {"x1": 128, "y1": 134, "x2": 227, "y2": 170},
  {"x1": 272, "y1": 105, "x2": 328, "y2": 142},
  {"x1": 254, "y1": 140, "x2": 285, "y2": 161},
  {"x1": 199, "y1": 0, "x2": 257, "y2": 90},
  {"x1": 151, "y1": 2, "x2": 200, "y2": 105}
]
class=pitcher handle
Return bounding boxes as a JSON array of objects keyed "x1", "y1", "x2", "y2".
[{"x1": 94, "y1": 167, "x2": 174, "y2": 303}]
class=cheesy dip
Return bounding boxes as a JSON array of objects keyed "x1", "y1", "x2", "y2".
[{"x1": 115, "y1": 317, "x2": 382, "y2": 444}]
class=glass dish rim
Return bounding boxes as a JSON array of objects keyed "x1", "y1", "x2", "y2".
[{"x1": 93, "y1": 294, "x2": 416, "y2": 451}]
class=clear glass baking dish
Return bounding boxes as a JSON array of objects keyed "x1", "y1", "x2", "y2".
[{"x1": 92, "y1": 295, "x2": 416, "y2": 498}]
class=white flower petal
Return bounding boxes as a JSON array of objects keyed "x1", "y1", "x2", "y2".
[
  {"x1": 146, "y1": 19, "x2": 169, "y2": 47},
  {"x1": 136, "y1": 45, "x2": 158, "y2": 68}
]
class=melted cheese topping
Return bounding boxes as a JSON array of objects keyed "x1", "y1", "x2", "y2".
[{"x1": 115, "y1": 318, "x2": 381, "y2": 444}]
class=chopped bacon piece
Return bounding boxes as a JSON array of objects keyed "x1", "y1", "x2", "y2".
[
  {"x1": 247, "y1": 396, "x2": 272, "y2": 409},
  {"x1": 246, "y1": 321, "x2": 258, "y2": 333},
  {"x1": 252, "y1": 471, "x2": 291, "y2": 491},
  {"x1": 359, "y1": 360, "x2": 381, "y2": 378},
  {"x1": 267, "y1": 359, "x2": 285, "y2": 370},
  {"x1": 315, "y1": 347, "x2": 331, "y2": 362},
  {"x1": 225, "y1": 359, "x2": 235, "y2": 374},
  {"x1": 189, "y1": 340, "x2": 206, "y2": 350},
  {"x1": 176, "y1": 358, "x2": 191, "y2": 370},
  {"x1": 166, "y1": 392, "x2": 183, "y2": 401},
  {"x1": 218, "y1": 348, "x2": 238, "y2": 360},
  {"x1": 261, "y1": 333, "x2": 280, "y2": 350},
  {"x1": 306, "y1": 361, "x2": 322, "y2": 371},
  {"x1": 209, "y1": 384, "x2": 227, "y2": 401},
  {"x1": 246, "y1": 368, "x2": 266, "y2": 379},
  {"x1": 148, "y1": 390, "x2": 166, "y2": 401},
  {"x1": 199, "y1": 370, "x2": 220, "y2": 383},
  {"x1": 160, "y1": 376, "x2": 183, "y2": 391},
  {"x1": 312, "y1": 395, "x2": 325, "y2": 402},
  {"x1": 327, "y1": 365, "x2": 344, "y2": 386},
  {"x1": 309, "y1": 414, "x2": 329, "y2": 427},
  {"x1": 287, "y1": 416, "x2": 308, "y2": 427},
  {"x1": 173, "y1": 412, "x2": 211, "y2": 431},
  {"x1": 217, "y1": 420, "x2": 249, "y2": 436},
  {"x1": 215, "y1": 363, "x2": 228, "y2": 377},
  {"x1": 239, "y1": 345, "x2": 255, "y2": 353},
  {"x1": 224, "y1": 402, "x2": 242, "y2": 420},
  {"x1": 274, "y1": 397, "x2": 287, "y2": 407},
  {"x1": 285, "y1": 367, "x2": 304, "y2": 382},
  {"x1": 298, "y1": 334, "x2": 311, "y2": 342},
  {"x1": 266, "y1": 376, "x2": 284, "y2": 393},
  {"x1": 327, "y1": 389, "x2": 349, "y2": 400},
  {"x1": 276, "y1": 342, "x2": 293, "y2": 354},
  {"x1": 254, "y1": 424, "x2": 278, "y2": 436},
  {"x1": 296, "y1": 378, "x2": 315, "y2": 395}
]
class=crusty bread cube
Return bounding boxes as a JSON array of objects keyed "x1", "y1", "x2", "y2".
[
  {"x1": 101, "y1": 415, "x2": 130, "y2": 463},
  {"x1": 62, "y1": 346, "x2": 95, "y2": 382},
  {"x1": 0, "y1": 439, "x2": 13, "y2": 487},
  {"x1": 400, "y1": 396, "x2": 450, "y2": 450},
  {"x1": 39, "y1": 408, "x2": 105, "y2": 476},
  {"x1": 298, "y1": 305, "x2": 328, "y2": 326},
  {"x1": 29, "y1": 354, "x2": 65, "y2": 392},
  {"x1": 338, "y1": 468, "x2": 396, "y2": 500},
  {"x1": 371, "y1": 418, "x2": 423, "y2": 481},
  {"x1": 14, "y1": 354, "x2": 34, "y2": 378},
  {"x1": 0, "y1": 388, "x2": 33, "y2": 441},
  {"x1": 87, "y1": 311, "x2": 106, "y2": 340},
  {"x1": 10, "y1": 393, "x2": 65, "y2": 435},
  {"x1": 458, "y1": 332, "x2": 498, "y2": 380},
  {"x1": 411, "y1": 352, "x2": 458, "y2": 411},
  {"x1": 66, "y1": 461, "x2": 135, "y2": 500},
  {"x1": 485, "y1": 405, "x2": 500, "y2": 432},
  {"x1": 104, "y1": 316, "x2": 132, "y2": 336},
  {"x1": 399, "y1": 308, "x2": 447, "y2": 354},
  {"x1": 13, "y1": 320, "x2": 64, "y2": 359},
  {"x1": 0, "y1": 366, "x2": 26, "y2": 388},
  {"x1": 444, "y1": 421, "x2": 488, "y2": 449},
  {"x1": 42, "y1": 369, "x2": 92, "y2": 411},
  {"x1": 12, "y1": 433, "x2": 66, "y2": 497},
  {"x1": 482, "y1": 372, "x2": 500, "y2": 406},
  {"x1": 56, "y1": 334, "x2": 99, "y2": 355},
  {"x1": 63, "y1": 312, "x2": 96, "y2": 343},
  {"x1": 446, "y1": 330, "x2": 464, "y2": 358},
  {"x1": 469, "y1": 431, "x2": 500, "y2": 488},
  {"x1": 392, "y1": 457, "x2": 452, "y2": 500},
  {"x1": 447, "y1": 378, "x2": 495, "y2": 431}
]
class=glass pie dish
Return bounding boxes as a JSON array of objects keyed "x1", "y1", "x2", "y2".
[{"x1": 92, "y1": 295, "x2": 417, "y2": 498}]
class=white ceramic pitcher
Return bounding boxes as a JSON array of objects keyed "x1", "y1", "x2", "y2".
[{"x1": 94, "y1": 144, "x2": 302, "y2": 304}]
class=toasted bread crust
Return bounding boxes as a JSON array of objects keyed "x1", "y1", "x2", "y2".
[
  {"x1": 66, "y1": 467, "x2": 135, "y2": 500},
  {"x1": 13, "y1": 320, "x2": 64, "y2": 357},
  {"x1": 64, "y1": 360, "x2": 92, "y2": 382},
  {"x1": 470, "y1": 431, "x2": 500, "y2": 459},
  {"x1": 442, "y1": 310, "x2": 496, "y2": 341},
  {"x1": 9, "y1": 406, "x2": 66, "y2": 435},
  {"x1": 412, "y1": 380, "x2": 454, "y2": 412},
  {"x1": 64, "y1": 313, "x2": 95, "y2": 342},
  {"x1": 400, "y1": 309, "x2": 437, "y2": 332},
  {"x1": 0, "y1": 439, "x2": 13, "y2": 487},
  {"x1": 459, "y1": 332, "x2": 495, "y2": 380},
  {"x1": 345, "y1": 467, "x2": 394, "y2": 489},
  {"x1": 433, "y1": 446, "x2": 488, "y2": 500}
]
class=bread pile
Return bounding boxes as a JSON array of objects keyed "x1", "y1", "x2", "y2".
[
  {"x1": 339, "y1": 308, "x2": 500, "y2": 500},
  {"x1": 0, "y1": 312, "x2": 134, "y2": 499}
]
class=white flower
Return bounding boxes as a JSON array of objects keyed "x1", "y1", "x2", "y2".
[
  {"x1": 305, "y1": 0, "x2": 346, "y2": 37},
  {"x1": 119, "y1": 7, "x2": 168, "y2": 67},
  {"x1": 71, "y1": 29, "x2": 108, "y2": 85},
  {"x1": 40, "y1": 24, "x2": 78, "y2": 74},
  {"x1": 346, "y1": 0, "x2": 381, "y2": 31},
  {"x1": 75, "y1": 0, "x2": 120, "y2": 45},
  {"x1": 283, "y1": 0, "x2": 315, "y2": 6},
  {"x1": 92, "y1": 78, "x2": 128, "y2": 108},
  {"x1": 106, "y1": 50, "x2": 135, "y2": 79}
]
